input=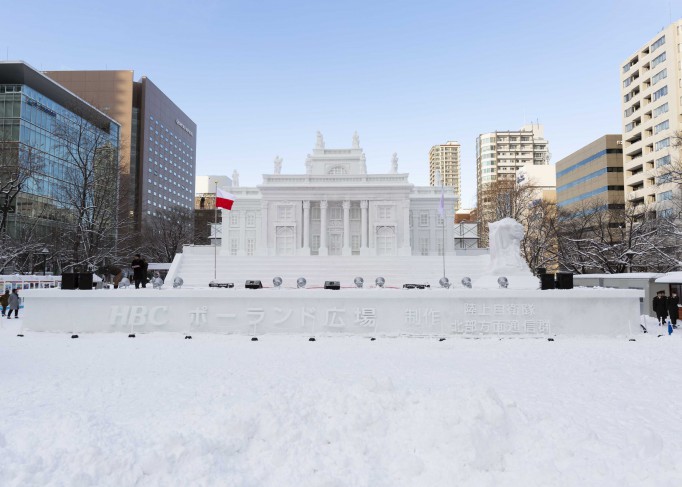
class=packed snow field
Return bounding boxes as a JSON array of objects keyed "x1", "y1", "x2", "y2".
[{"x1": 1, "y1": 320, "x2": 681, "y2": 487}]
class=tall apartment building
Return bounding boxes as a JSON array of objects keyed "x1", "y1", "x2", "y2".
[
  {"x1": 620, "y1": 19, "x2": 682, "y2": 218},
  {"x1": 475, "y1": 123, "x2": 549, "y2": 244},
  {"x1": 555, "y1": 135, "x2": 624, "y2": 214},
  {"x1": 428, "y1": 141, "x2": 461, "y2": 210},
  {"x1": 43, "y1": 70, "x2": 197, "y2": 233}
]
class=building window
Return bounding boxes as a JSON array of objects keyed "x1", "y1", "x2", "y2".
[
  {"x1": 651, "y1": 51, "x2": 667, "y2": 69},
  {"x1": 655, "y1": 138, "x2": 670, "y2": 151},
  {"x1": 652, "y1": 85, "x2": 668, "y2": 102},
  {"x1": 311, "y1": 234, "x2": 320, "y2": 250},
  {"x1": 351, "y1": 235, "x2": 360, "y2": 251},
  {"x1": 350, "y1": 207, "x2": 361, "y2": 220},
  {"x1": 230, "y1": 211, "x2": 239, "y2": 226},
  {"x1": 230, "y1": 238, "x2": 238, "y2": 256},
  {"x1": 419, "y1": 211, "x2": 429, "y2": 226},
  {"x1": 246, "y1": 212, "x2": 256, "y2": 227},
  {"x1": 652, "y1": 68, "x2": 667, "y2": 85},
  {"x1": 419, "y1": 236, "x2": 429, "y2": 256},
  {"x1": 311, "y1": 207, "x2": 320, "y2": 221},
  {"x1": 653, "y1": 103, "x2": 669, "y2": 117},
  {"x1": 651, "y1": 35, "x2": 665, "y2": 52},
  {"x1": 656, "y1": 155, "x2": 671, "y2": 167},
  {"x1": 377, "y1": 205, "x2": 393, "y2": 219},
  {"x1": 328, "y1": 165, "x2": 347, "y2": 175},
  {"x1": 329, "y1": 206, "x2": 342, "y2": 220},
  {"x1": 246, "y1": 237, "x2": 255, "y2": 256},
  {"x1": 654, "y1": 120, "x2": 669, "y2": 134},
  {"x1": 660, "y1": 190, "x2": 673, "y2": 201},
  {"x1": 277, "y1": 205, "x2": 293, "y2": 220}
]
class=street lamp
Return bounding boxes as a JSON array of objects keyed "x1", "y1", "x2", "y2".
[{"x1": 39, "y1": 247, "x2": 49, "y2": 276}]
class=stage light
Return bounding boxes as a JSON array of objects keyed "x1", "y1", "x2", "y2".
[
  {"x1": 245, "y1": 280, "x2": 263, "y2": 289},
  {"x1": 439, "y1": 277, "x2": 450, "y2": 288},
  {"x1": 209, "y1": 281, "x2": 234, "y2": 288},
  {"x1": 497, "y1": 276, "x2": 509, "y2": 288},
  {"x1": 273, "y1": 276, "x2": 283, "y2": 288},
  {"x1": 297, "y1": 277, "x2": 307, "y2": 288},
  {"x1": 461, "y1": 277, "x2": 472, "y2": 288},
  {"x1": 375, "y1": 277, "x2": 385, "y2": 288},
  {"x1": 324, "y1": 281, "x2": 340, "y2": 290},
  {"x1": 173, "y1": 277, "x2": 184, "y2": 288},
  {"x1": 354, "y1": 276, "x2": 364, "y2": 288}
]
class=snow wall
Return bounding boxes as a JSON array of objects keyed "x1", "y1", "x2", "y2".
[{"x1": 22, "y1": 288, "x2": 642, "y2": 337}]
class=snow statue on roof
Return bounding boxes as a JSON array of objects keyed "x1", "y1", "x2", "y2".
[
  {"x1": 316, "y1": 131, "x2": 325, "y2": 149},
  {"x1": 488, "y1": 218, "x2": 530, "y2": 275},
  {"x1": 352, "y1": 131, "x2": 360, "y2": 149},
  {"x1": 274, "y1": 155, "x2": 283, "y2": 174},
  {"x1": 391, "y1": 152, "x2": 399, "y2": 174},
  {"x1": 305, "y1": 154, "x2": 312, "y2": 174},
  {"x1": 232, "y1": 170, "x2": 240, "y2": 187},
  {"x1": 360, "y1": 152, "x2": 367, "y2": 174}
]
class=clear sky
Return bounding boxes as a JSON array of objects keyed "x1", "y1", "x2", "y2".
[{"x1": 4, "y1": 0, "x2": 682, "y2": 207}]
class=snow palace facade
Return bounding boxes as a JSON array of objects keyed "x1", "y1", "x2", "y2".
[{"x1": 219, "y1": 132, "x2": 456, "y2": 257}]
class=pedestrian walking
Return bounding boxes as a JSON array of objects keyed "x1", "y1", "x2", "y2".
[{"x1": 7, "y1": 289, "x2": 20, "y2": 319}]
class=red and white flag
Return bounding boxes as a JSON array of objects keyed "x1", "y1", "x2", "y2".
[{"x1": 216, "y1": 188, "x2": 235, "y2": 210}]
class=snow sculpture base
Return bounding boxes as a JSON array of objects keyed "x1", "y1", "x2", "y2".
[{"x1": 22, "y1": 287, "x2": 642, "y2": 337}]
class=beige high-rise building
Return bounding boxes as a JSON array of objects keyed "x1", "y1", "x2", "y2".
[
  {"x1": 429, "y1": 141, "x2": 461, "y2": 211},
  {"x1": 620, "y1": 19, "x2": 682, "y2": 219},
  {"x1": 475, "y1": 124, "x2": 549, "y2": 245}
]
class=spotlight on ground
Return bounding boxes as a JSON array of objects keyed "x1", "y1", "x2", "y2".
[
  {"x1": 309, "y1": 337, "x2": 316, "y2": 341},
  {"x1": 71, "y1": 334, "x2": 79, "y2": 339},
  {"x1": 439, "y1": 277, "x2": 450, "y2": 289},
  {"x1": 251, "y1": 337, "x2": 259, "y2": 341},
  {"x1": 497, "y1": 276, "x2": 509, "y2": 288},
  {"x1": 128, "y1": 333, "x2": 136, "y2": 338},
  {"x1": 375, "y1": 277, "x2": 385, "y2": 288},
  {"x1": 297, "y1": 277, "x2": 307, "y2": 289},
  {"x1": 370, "y1": 337, "x2": 376, "y2": 341},
  {"x1": 273, "y1": 276, "x2": 283, "y2": 288},
  {"x1": 173, "y1": 277, "x2": 184, "y2": 288},
  {"x1": 461, "y1": 277, "x2": 472, "y2": 288},
  {"x1": 185, "y1": 335, "x2": 192, "y2": 340},
  {"x1": 439, "y1": 337, "x2": 446, "y2": 342},
  {"x1": 354, "y1": 276, "x2": 364, "y2": 288},
  {"x1": 17, "y1": 334, "x2": 24, "y2": 337}
]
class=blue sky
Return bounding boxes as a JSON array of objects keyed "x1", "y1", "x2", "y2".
[{"x1": 4, "y1": 0, "x2": 681, "y2": 207}]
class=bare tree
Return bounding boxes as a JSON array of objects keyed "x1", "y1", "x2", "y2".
[
  {"x1": 143, "y1": 205, "x2": 194, "y2": 263},
  {"x1": 477, "y1": 177, "x2": 537, "y2": 247},
  {"x1": 520, "y1": 198, "x2": 559, "y2": 272},
  {"x1": 53, "y1": 108, "x2": 123, "y2": 271},
  {"x1": 556, "y1": 199, "x2": 678, "y2": 273}
]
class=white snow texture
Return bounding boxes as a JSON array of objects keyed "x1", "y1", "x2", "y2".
[{"x1": 1, "y1": 319, "x2": 681, "y2": 486}]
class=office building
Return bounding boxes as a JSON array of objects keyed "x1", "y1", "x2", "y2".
[
  {"x1": 620, "y1": 19, "x2": 682, "y2": 218},
  {"x1": 0, "y1": 61, "x2": 120, "y2": 241},
  {"x1": 556, "y1": 135, "x2": 624, "y2": 214},
  {"x1": 44, "y1": 70, "x2": 197, "y2": 232},
  {"x1": 429, "y1": 141, "x2": 461, "y2": 210}
]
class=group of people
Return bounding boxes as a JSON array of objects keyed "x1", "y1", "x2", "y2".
[
  {"x1": 653, "y1": 289, "x2": 680, "y2": 328},
  {"x1": 108, "y1": 254, "x2": 149, "y2": 289},
  {"x1": 0, "y1": 289, "x2": 21, "y2": 319}
]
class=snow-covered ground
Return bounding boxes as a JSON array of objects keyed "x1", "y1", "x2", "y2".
[{"x1": 1, "y1": 318, "x2": 681, "y2": 487}]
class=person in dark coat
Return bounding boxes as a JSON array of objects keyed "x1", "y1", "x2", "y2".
[
  {"x1": 131, "y1": 254, "x2": 146, "y2": 289},
  {"x1": 7, "y1": 289, "x2": 19, "y2": 319},
  {"x1": 0, "y1": 290, "x2": 9, "y2": 317},
  {"x1": 667, "y1": 290, "x2": 679, "y2": 329},
  {"x1": 653, "y1": 290, "x2": 668, "y2": 325}
]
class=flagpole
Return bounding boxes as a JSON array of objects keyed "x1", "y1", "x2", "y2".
[
  {"x1": 442, "y1": 180, "x2": 446, "y2": 280},
  {"x1": 214, "y1": 181, "x2": 218, "y2": 280}
]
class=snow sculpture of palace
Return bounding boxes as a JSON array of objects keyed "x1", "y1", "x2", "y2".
[{"x1": 219, "y1": 133, "x2": 456, "y2": 257}]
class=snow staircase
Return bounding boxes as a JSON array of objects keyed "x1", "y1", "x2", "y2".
[{"x1": 172, "y1": 246, "x2": 492, "y2": 289}]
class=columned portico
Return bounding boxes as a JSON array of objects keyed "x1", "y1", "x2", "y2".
[
  {"x1": 360, "y1": 200, "x2": 368, "y2": 256},
  {"x1": 301, "y1": 200, "x2": 310, "y2": 255},
  {"x1": 319, "y1": 200, "x2": 328, "y2": 256},
  {"x1": 342, "y1": 200, "x2": 351, "y2": 256}
]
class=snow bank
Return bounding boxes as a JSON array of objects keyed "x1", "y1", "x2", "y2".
[{"x1": 1, "y1": 321, "x2": 681, "y2": 486}]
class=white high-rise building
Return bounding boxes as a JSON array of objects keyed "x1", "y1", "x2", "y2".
[
  {"x1": 429, "y1": 141, "x2": 461, "y2": 211},
  {"x1": 621, "y1": 19, "x2": 682, "y2": 218}
]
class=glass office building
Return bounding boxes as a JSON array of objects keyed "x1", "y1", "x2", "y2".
[{"x1": 0, "y1": 61, "x2": 120, "y2": 239}]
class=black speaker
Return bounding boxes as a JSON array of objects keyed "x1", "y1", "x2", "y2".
[
  {"x1": 78, "y1": 272, "x2": 93, "y2": 290},
  {"x1": 209, "y1": 282, "x2": 234, "y2": 288},
  {"x1": 403, "y1": 284, "x2": 430, "y2": 289},
  {"x1": 556, "y1": 272, "x2": 574, "y2": 290},
  {"x1": 245, "y1": 280, "x2": 263, "y2": 289},
  {"x1": 540, "y1": 273, "x2": 555, "y2": 290},
  {"x1": 61, "y1": 273, "x2": 77, "y2": 290},
  {"x1": 324, "y1": 281, "x2": 340, "y2": 290}
]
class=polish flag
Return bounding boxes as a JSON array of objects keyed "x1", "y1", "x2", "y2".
[{"x1": 216, "y1": 188, "x2": 235, "y2": 210}]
